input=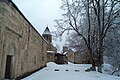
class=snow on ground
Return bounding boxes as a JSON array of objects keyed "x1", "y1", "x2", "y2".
[
  {"x1": 102, "y1": 64, "x2": 120, "y2": 76},
  {"x1": 22, "y1": 62, "x2": 120, "y2": 80}
]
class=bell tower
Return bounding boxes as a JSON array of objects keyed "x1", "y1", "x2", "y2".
[{"x1": 42, "y1": 26, "x2": 52, "y2": 43}]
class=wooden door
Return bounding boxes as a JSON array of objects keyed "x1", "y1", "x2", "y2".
[{"x1": 5, "y1": 55, "x2": 12, "y2": 79}]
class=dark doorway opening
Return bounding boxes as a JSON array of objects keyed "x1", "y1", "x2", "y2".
[{"x1": 5, "y1": 55, "x2": 12, "y2": 79}]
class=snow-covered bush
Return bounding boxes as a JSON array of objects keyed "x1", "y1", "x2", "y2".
[
  {"x1": 102, "y1": 64, "x2": 115, "y2": 75},
  {"x1": 102, "y1": 64, "x2": 120, "y2": 77}
]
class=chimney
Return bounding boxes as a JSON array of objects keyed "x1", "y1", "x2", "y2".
[{"x1": 63, "y1": 46, "x2": 68, "y2": 53}]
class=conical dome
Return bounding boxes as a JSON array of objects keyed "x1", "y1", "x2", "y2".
[
  {"x1": 43, "y1": 27, "x2": 51, "y2": 35},
  {"x1": 42, "y1": 26, "x2": 52, "y2": 43}
]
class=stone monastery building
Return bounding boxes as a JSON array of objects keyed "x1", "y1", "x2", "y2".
[{"x1": 0, "y1": 0, "x2": 56, "y2": 79}]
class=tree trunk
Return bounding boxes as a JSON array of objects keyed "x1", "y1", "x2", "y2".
[
  {"x1": 98, "y1": 38, "x2": 103, "y2": 73},
  {"x1": 88, "y1": 48, "x2": 96, "y2": 71}
]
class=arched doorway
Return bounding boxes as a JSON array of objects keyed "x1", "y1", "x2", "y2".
[{"x1": 4, "y1": 44, "x2": 16, "y2": 79}]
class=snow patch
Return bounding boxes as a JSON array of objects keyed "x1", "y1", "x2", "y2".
[
  {"x1": 22, "y1": 62, "x2": 120, "y2": 80},
  {"x1": 102, "y1": 64, "x2": 115, "y2": 75}
]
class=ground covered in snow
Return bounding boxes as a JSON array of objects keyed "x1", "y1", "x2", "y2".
[{"x1": 22, "y1": 62, "x2": 120, "y2": 80}]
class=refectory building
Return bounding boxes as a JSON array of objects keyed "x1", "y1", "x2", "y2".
[{"x1": 0, "y1": 0, "x2": 53, "y2": 79}]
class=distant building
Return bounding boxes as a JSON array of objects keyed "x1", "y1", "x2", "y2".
[
  {"x1": 66, "y1": 49, "x2": 75, "y2": 63},
  {"x1": 62, "y1": 46, "x2": 91, "y2": 64},
  {"x1": 74, "y1": 51, "x2": 91, "y2": 64},
  {"x1": 42, "y1": 27, "x2": 57, "y2": 62},
  {"x1": 55, "y1": 53, "x2": 68, "y2": 64},
  {"x1": 62, "y1": 46, "x2": 75, "y2": 63},
  {"x1": 47, "y1": 51, "x2": 55, "y2": 62}
]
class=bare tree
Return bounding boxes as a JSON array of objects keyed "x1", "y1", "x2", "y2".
[
  {"x1": 54, "y1": 0, "x2": 120, "y2": 72},
  {"x1": 104, "y1": 22, "x2": 120, "y2": 75},
  {"x1": 54, "y1": 0, "x2": 97, "y2": 70},
  {"x1": 90, "y1": 0, "x2": 120, "y2": 72},
  {"x1": 66, "y1": 32, "x2": 86, "y2": 52}
]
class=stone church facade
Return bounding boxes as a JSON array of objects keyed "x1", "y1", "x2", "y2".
[
  {"x1": 42, "y1": 27, "x2": 57, "y2": 62},
  {"x1": 0, "y1": 0, "x2": 49, "y2": 79}
]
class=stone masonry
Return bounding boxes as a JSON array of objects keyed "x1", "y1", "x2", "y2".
[{"x1": 0, "y1": 0, "x2": 48, "y2": 79}]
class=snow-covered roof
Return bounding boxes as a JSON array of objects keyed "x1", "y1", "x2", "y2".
[
  {"x1": 63, "y1": 51, "x2": 68, "y2": 55},
  {"x1": 47, "y1": 51, "x2": 54, "y2": 53},
  {"x1": 43, "y1": 27, "x2": 51, "y2": 35}
]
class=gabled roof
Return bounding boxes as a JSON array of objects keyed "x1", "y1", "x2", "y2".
[{"x1": 43, "y1": 27, "x2": 51, "y2": 35}]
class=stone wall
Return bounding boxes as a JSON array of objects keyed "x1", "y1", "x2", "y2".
[
  {"x1": 0, "y1": 1, "x2": 48, "y2": 79},
  {"x1": 47, "y1": 51, "x2": 55, "y2": 62}
]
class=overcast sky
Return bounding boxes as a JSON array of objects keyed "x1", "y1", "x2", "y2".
[{"x1": 12, "y1": 0, "x2": 66, "y2": 52}]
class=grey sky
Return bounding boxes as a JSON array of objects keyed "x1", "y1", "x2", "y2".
[{"x1": 12, "y1": 0, "x2": 66, "y2": 51}]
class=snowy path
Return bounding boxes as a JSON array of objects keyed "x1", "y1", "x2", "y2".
[{"x1": 22, "y1": 62, "x2": 120, "y2": 80}]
